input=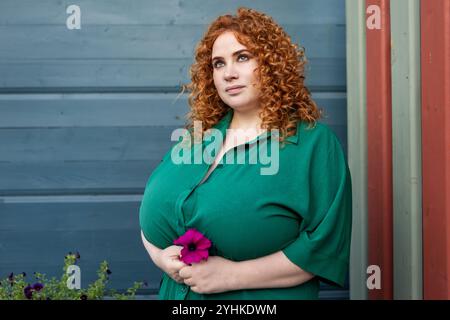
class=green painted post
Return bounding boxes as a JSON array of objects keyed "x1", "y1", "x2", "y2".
[
  {"x1": 346, "y1": 0, "x2": 368, "y2": 300},
  {"x1": 390, "y1": 0, "x2": 423, "y2": 300}
]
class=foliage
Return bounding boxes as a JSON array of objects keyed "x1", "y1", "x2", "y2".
[{"x1": 0, "y1": 252, "x2": 146, "y2": 300}]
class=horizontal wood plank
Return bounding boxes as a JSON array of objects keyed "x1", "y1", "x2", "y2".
[{"x1": 0, "y1": 0, "x2": 345, "y2": 25}]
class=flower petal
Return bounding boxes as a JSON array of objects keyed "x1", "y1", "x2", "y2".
[
  {"x1": 181, "y1": 251, "x2": 204, "y2": 264},
  {"x1": 32, "y1": 283, "x2": 44, "y2": 291},
  {"x1": 174, "y1": 229, "x2": 211, "y2": 264},
  {"x1": 191, "y1": 230, "x2": 206, "y2": 242},
  {"x1": 174, "y1": 229, "x2": 197, "y2": 246},
  {"x1": 196, "y1": 249, "x2": 209, "y2": 260},
  {"x1": 195, "y1": 237, "x2": 212, "y2": 250},
  {"x1": 180, "y1": 247, "x2": 190, "y2": 260},
  {"x1": 24, "y1": 285, "x2": 33, "y2": 299}
]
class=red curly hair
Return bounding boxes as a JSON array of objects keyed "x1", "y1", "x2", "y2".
[{"x1": 183, "y1": 7, "x2": 322, "y2": 145}]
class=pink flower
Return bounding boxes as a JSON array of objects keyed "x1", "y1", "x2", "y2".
[{"x1": 174, "y1": 228, "x2": 212, "y2": 264}]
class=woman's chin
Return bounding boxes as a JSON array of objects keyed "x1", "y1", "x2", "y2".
[{"x1": 224, "y1": 101, "x2": 255, "y2": 111}]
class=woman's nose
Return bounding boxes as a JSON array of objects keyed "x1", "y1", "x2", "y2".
[{"x1": 224, "y1": 64, "x2": 238, "y2": 81}]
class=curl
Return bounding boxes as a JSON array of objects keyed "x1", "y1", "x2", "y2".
[{"x1": 182, "y1": 7, "x2": 322, "y2": 145}]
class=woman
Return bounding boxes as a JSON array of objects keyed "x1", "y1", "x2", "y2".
[{"x1": 139, "y1": 7, "x2": 352, "y2": 300}]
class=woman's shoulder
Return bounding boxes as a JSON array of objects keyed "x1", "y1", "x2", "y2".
[
  {"x1": 292, "y1": 120, "x2": 349, "y2": 172},
  {"x1": 296, "y1": 120, "x2": 341, "y2": 148}
]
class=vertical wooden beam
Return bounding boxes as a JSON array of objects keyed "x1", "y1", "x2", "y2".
[
  {"x1": 366, "y1": 0, "x2": 393, "y2": 299},
  {"x1": 346, "y1": 0, "x2": 368, "y2": 300},
  {"x1": 390, "y1": 0, "x2": 423, "y2": 300},
  {"x1": 421, "y1": 0, "x2": 450, "y2": 300}
]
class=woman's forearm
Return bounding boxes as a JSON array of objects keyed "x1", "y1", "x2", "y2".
[
  {"x1": 140, "y1": 230, "x2": 162, "y2": 267},
  {"x1": 141, "y1": 231, "x2": 314, "y2": 290},
  {"x1": 231, "y1": 251, "x2": 315, "y2": 290}
]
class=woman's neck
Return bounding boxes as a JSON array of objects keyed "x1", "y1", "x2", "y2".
[
  {"x1": 228, "y1": 108, "x2": 263, "y2": 132},
  {"x1": 225, "y1": 108, "x2": 267, "y2": 146}
]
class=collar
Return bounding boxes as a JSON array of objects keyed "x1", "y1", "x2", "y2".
[{"x1": 212, "y1": 109, "x2": 300, "y2": 145}]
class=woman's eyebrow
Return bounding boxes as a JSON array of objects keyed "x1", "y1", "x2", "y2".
[{"x1": 211, "y1": 49, "x2": 249, "y2": 61}]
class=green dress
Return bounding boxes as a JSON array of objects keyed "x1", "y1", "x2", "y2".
[{"x1": 139, "y1": 109, "x2": 352, "y2": 300}]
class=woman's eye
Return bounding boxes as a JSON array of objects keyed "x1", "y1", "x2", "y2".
[
  {"x1": 237, "y1": 54, "x2": 249, "y2": 62},
  {"x1": 213, "y1": 54, "x2": 250, "y2": 68},
  {"x1": 213, "y1": 61, "x2": 224, "y2": 68}
]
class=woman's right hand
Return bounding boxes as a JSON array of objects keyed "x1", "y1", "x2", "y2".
[
  {"x1": 140, "y1": 231, "x2": 187, "y2": 284},
  {"x1": 156, "y1": 245, "x2": 188, "y2": 284}
]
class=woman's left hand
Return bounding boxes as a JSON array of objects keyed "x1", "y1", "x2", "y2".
[{"x1": 178, "y1": 256, "x2": 239, "y2": 294}]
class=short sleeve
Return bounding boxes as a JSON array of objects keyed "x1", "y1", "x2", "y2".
[{"x1": 282, "y1": 126, "x2": 352, "y2": 288}]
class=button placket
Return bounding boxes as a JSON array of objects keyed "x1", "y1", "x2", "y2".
[
  {"x1": 174, "y1": 153, "x2": 220, "y2": 234},
  {"x1": 174, "y1": 189, "x2": 190, "y2": 234},
  {"x1": 174, "y1": 120, "x2": 270, "y2": 234}
]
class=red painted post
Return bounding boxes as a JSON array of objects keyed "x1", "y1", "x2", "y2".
[
  {"x1": 421, "y1": 0, "x2": 450, "y2": 300},
  {"x1": 366, "y1": 0, "x2": 393, "y2": 300}
]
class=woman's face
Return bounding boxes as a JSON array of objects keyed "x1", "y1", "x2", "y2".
[{"x1": 211, "y1": 31, "x2": 261, "y2": 112}]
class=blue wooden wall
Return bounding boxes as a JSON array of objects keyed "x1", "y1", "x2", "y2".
[{"x1": 0, "y1": 0, "x2": 347, "y2": 299}]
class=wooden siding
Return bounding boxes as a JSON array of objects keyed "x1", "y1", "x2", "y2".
[{"x1": 0, "y1": 0, "x2": 347, "y2": 298}]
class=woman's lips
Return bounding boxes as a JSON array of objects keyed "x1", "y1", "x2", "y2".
[{"x1": 226, "y1": 86, "x2": 245, "y2": 94}]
